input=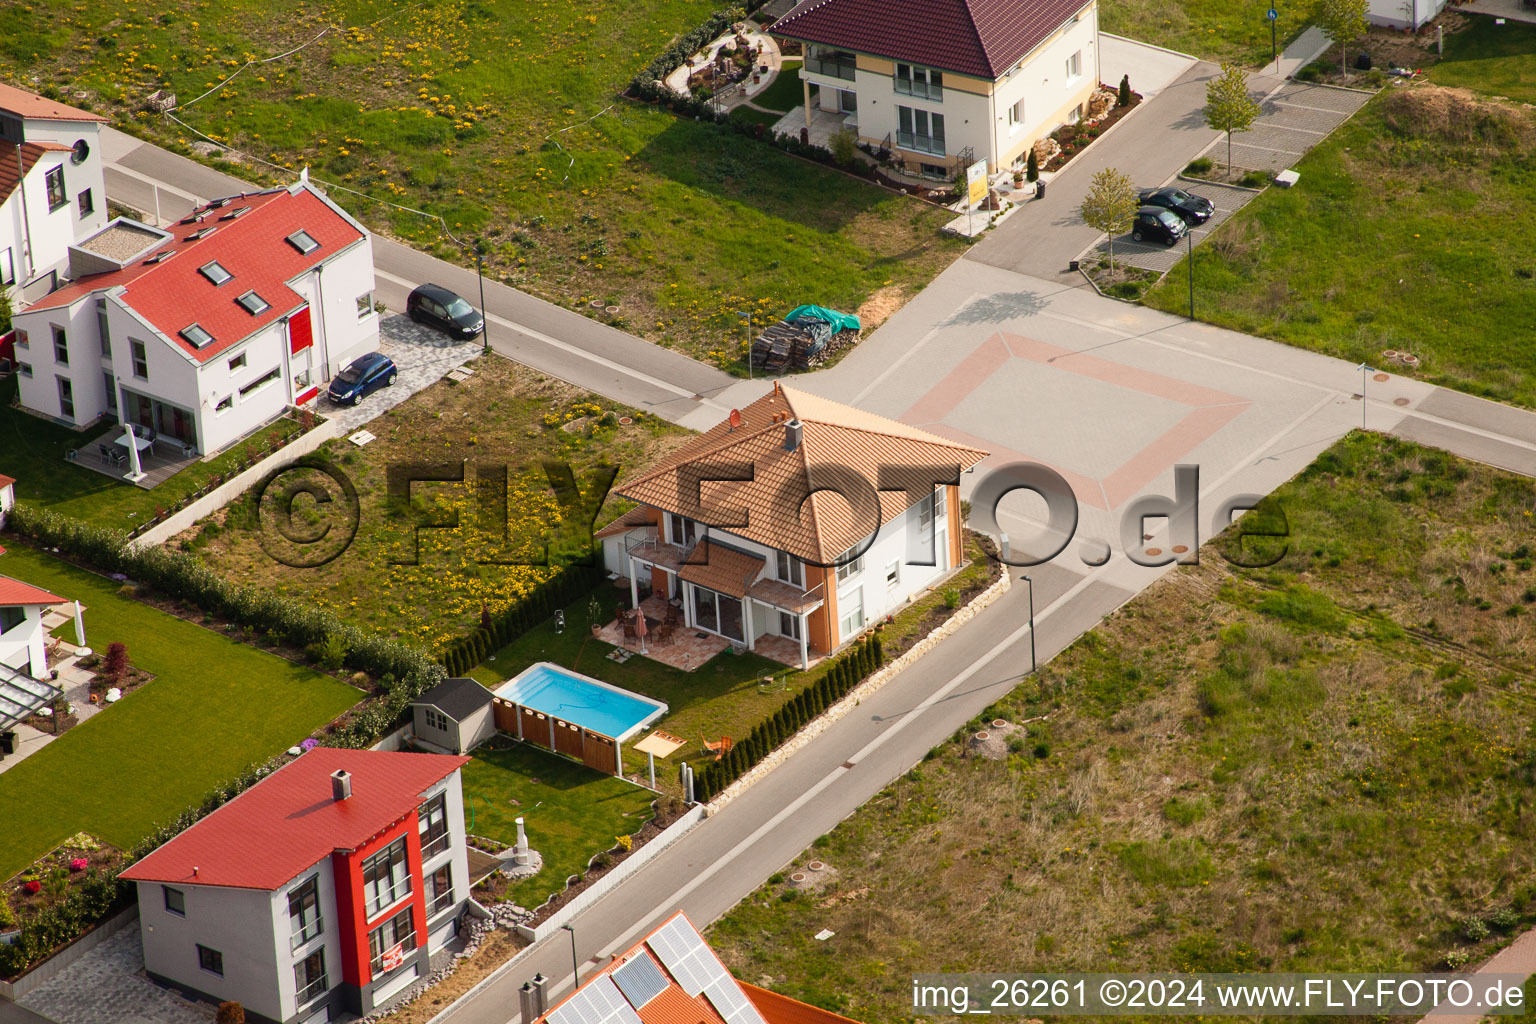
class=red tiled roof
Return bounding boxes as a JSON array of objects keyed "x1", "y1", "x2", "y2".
[
  {"x1": 119, "y1": 749, "x2": 469, "y2": 891},
  {"x1": 772, "y1": 0, "x2": 1089, "y2": 78},
  {"x1": 25, "y1": 184, "x2": 365, "y2": 364},
  {"x1": 0, "y1": 473, "x2": 16, "y2": 489},
  {"x1": 741, "y1": 984, "x2": 866, "y2": 1024},
  {"x1": 0, "y1": 574, "x2": 64, "y2": 606},
  {"x1": 677, "y1": 541, "x2": 765, "y2": 598},
  {"x1": 0, "y1": 142, "x2": 61, "y2": 207},
  {"x1": 595, "y1": 506, "x2": 655, "y2": 539},
  {"x1": 0, "y1": 82, "x2": 109, "y2": 123},
  {"x1": 616, "y1": 385, "x2": 987, "y2": 563}
]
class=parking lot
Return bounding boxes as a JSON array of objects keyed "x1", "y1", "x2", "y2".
[{"x1": 1087, "y1": 179, "x2": 1262, "y2": 273}]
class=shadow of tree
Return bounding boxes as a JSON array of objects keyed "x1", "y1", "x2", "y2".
[{"x1": 941, "y1": 291, "x2": 1047, "y2": 326}]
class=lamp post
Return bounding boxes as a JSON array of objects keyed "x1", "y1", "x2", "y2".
[
  {"x1": 1021, "y1": 574, "x2": 1036, "y2": 674},
  {"x1": 561, "y1": 923, "x2": 579, "y2": 986},
  {"x1": 736, "y1": 310, "x2": 752, "y2": 379},
  {"x1": 1186, "y1": 226, "x2": 1195, "y2": 320},
  {"x1": 471, "y1": 240, "x2": 489, "y2": 348},
  {"x1": 1358, "y1": 363, "x2": 1375, "y2": 430}
]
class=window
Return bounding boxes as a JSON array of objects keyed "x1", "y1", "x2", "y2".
[
  {"x1": 885, "y1": 560, "x2": 900, "y2": 589},
  {"x1": 0, "y1": 246, "x2": 14, "y2": 285},
  {"x1": 668, "y1": 514, "x2": 698, "y2": 548},
  {"x1": 1071, "y1": 103, "x2": 1085, "y2": 122},
  {"x1": 691, "y1": 586, "x2": 745, "y2": 643},
  {"x1": 71, "y1": 138, "x2": 89, "y2": 165},
  {"x1": 367, "y1": 907, "x2": 417, "y2": 975},
  {"x1": 835, "y1": 544, "x2": 865, "y2": 584},
  {"x1": 130, "y1": 340, "x2": 148, "y2": 379},
  {"x1": 104, "y1": 372, "x2": 116, "y2": 411},
  {"x1": 45, "y1": 166, "x2": 65, "y2": 211},
  {"x1": 197, "y1": 944, "x2": 224, "y2": 976},
  {"x1": 186, "y1": 226, "x2": 217, "y2": 241},
  {"x1": 919, "y1": 492, "x2": 936, "y2": 533},
  {"x1": 295, "y1": 950, "x2": 328, "y2": 1006},
  {"x1": 228, "y1": 352, "x2": 247, "y2": 373},
  {"x1": 896, "y1": 106, "x2": 945, "y2": 156},
  {"x1": 427, "y1": 865, "x2": 454, "y2": 916},
  {"x1": 362, "y1": 837, "x2": 411, "y2": 916},
  {"x1": 97, "y1": 301, "x2": 111, "y2": 357},
  {"x1": 418, "y1": 793, "x2": 449, "y2": 860},
  {"x1": 77, "y1": 189, "x2": 93, "y2": 216},
  {"x1": 894, "y1": 63, "x2": 943, "y2": 100},
  {"x1": 179, "y1": 324, "x2": 215, "y2": 349},
  {"x1": 423, "y1": 707, "x2": 449, "y2": 732},
  {"x1": 216, "y1": 395, "x2": 232, "y2": 413},
  {"x1": 357, "y1": 292, "x2": 374, "y2": 319},
  {"x1": 285, "y1": 230, "x2": 320, "y2": 255},
  {"x1": 288, "y1": 876, "x2": 323, "y2": 949},
  {"x1": 53, "y1": 326, "x2": 68, "y2": 366},
  {"x1": 775, "y1": 550, "x2": 803, "y2": 587},
  {"x1": 1007, "y1": 98, "x2": 1025, "y2": 127},
  {"x1": 57, "y1": 377, "x2": 73, "y2": 419},
  {"x1": 804, "y1": 45, "x2": 856, "y2": 81},
  {"x1": 294, "y1": 369, "x2": 311, "y2": 389},
  {"x1": 198, "y1": 261, "x2": 232, "y2": 286},
  {"x1": 0, "y1": 607, "x2": 23, "y2": 634},
  {"x1": 163, "y1": 886, "x2": 185, "y2": 916},
  {"x1": 1066, "y1": 50, "x2": 1082, "y2": 80},
  {"x1": 17, "y1": 362, "x2": 30, "y2": 378},
  {"x1": 778, "y1": 611, "x2": 800, "y2": 639},
  {"x1": 238, "y1": 366, "x2": 281, "y2": 397},
  {"x1": 838, "y1": 588, "x2": 865, "y2": 641},
  {"x1": 219, "y1": 206, "x2": 251, "y2": 222},
  {"x1": 13, "y1": 328, "x2": 26, "y2": 348},
  {"x1": 236, "y1": 291, "x2": 270, "y2": 315}
]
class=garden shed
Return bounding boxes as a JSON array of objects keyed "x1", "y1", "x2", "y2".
[{"x1": 411, "y1": 677, "x2": 496, "y2": 754}]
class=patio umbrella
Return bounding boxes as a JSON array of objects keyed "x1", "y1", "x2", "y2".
[
  {"x1": 633, "y1": 609, "x2": 648, "y2": 655},
  {"x1": 121, "y1": 424, "x2": 144, "y2": 482}
]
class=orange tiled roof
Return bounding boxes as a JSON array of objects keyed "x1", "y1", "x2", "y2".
[
  {"x1": 0, "y1": 82, "x2": 108, "y2": 123},
  {"x1": 615, "y1": 385, "x2": 987, "y2": 564},
  {"x1": 0, "y1": 142, "x2": 60, "y2": 207},
  {"x1": 740, "y1": 984, "x2": 867, "y2": 1024},
  {"x1": 677, "y1": 540, "x2": 765, "y2": 598},
  {"x1": 595, "y1": 505, "x2": 654, "y2": 539}
]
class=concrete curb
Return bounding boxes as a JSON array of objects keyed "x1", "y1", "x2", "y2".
[{"x1": 703, "y1": 567, "x2": 1013, "y2": 815}]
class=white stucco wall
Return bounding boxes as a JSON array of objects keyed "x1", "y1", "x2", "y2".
[
  {"x1": 0, "y1": 603, "x2": 49, "y2": 679},
  {"x1": 831, "y1": 489, "x2": 950, "y2": 644},
  {"x1": 0, "y1": 117, "x2": 105, "y2": 305}
]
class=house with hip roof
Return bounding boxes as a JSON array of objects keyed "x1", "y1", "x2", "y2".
[
  {"x1": 597, "y1": 384, "x2": 987, "y2": 669},
  {"x1": 120, "y1": 749, "x2": 474, "y2": 1024},
  {"x1": 531, "y1": 909, "x2": 867, "y2": 1024},
  {"x1": 0, "y1": 83, "x2": 109, "y2": 307},
  {"x1": 9, "y1": 175, "x2": 378, "y2": 455},
  {"x1": 770, "y1": 0, "x2": 1101, "y2": 175}
]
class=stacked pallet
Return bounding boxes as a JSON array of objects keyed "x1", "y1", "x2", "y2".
[{"x1": 750, "y1": 317, "x2": 851, "y2": 371}]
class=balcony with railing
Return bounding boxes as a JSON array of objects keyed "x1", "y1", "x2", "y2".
[
  {"x1": 289, "y1": 916, "x2": 324, "y2": 952},
  {"x1": 624, "y1": 525, "x2": 694, "y2": 574},
  {"x1": 894, "y1": 76, "x2": 943, "y2": 101},
  {"x1": 803, "y1": 49, "x2": 857, "y2": 81},
  {"x1": 421, "y1": 829, "x2": 449, "y2": 861},
  {"x1": 296, "y1": 972, "x2": 329, "y2": 1006},
  {"x1": 896, "y1": 131, "x2": 946, "y2": 156}
]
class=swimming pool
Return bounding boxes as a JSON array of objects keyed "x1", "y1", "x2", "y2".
[{"x1": 494, "y1": 663, "x2": 667, "y2": 742}]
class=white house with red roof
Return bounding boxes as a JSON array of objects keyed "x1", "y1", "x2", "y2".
[
  {"x1": 121, "y1": 749, "x2": 473, "y2": 1024},
  {"x1": 0, "y1": 82, "x2": 108, "y2": 307},
  {"x1": 771, "y1": 0, "x2": 1100, "y2": 175},
  {"x1": 0, "y1": 572, "x2": 80, "y2": 736},
  {"x1": 10, "y1": 175, "x2": 378, "y2": 456}
]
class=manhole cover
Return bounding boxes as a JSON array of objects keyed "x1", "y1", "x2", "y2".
[
  {"x1": 1172, "y1": 545, "x2": 1189, "y2": 554},
  {"x1": 1394, "y1": 397, "x2": 1410, "y2": 407},
  {"x1": 1145, "y1": 547, "x2": 1162, "y2": 557},
  {"x1": 1373, "y1": 373, "x2": 1389, "y2": 382}
]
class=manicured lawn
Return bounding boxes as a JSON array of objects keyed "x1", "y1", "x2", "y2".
[
  {"x1": 750, "y1": 60, "x2": 804, "y2": 113},
  {"x1": 0, "y1": 544, "x2": 360, "y2": 879},
  {"x1": 709, "y1": 434, "x2": 1536, "y2": 1020},
  {"x1": 176, "y1": 356, "x2": 688, "y2": 652},
  {"x1": 0, "y1": 376, "x2": 307, "y2": 531},
  {"x1": 0, "y1": 2, "x2": 960, "y2": 372},
  {"x1": 1146, "y1": 88, "x2": 1536, "y2": 406},
  {"x1": 460, "y1": 742, "x2": 657, "y2": 910},
  {"x1": 1098, "y1": 0, "x2": 1308, "y2": 67},
  {"x1": 1430, "y1": 17, "x2": 1536, "y2": 102}
]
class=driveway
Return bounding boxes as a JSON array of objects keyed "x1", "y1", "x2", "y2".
[
  {"x1": 19, "y1": 927, "x2": 211, "y2": 1024},
  {"x1": 320, "y1": 313, "x2": 480, "y2": 434},
  {"x1": 1098, "y1": 33, "x2": 1197, "y2": 100},
  {"x1": 1224, "y1": 80, "x2": 1372, "y2": 171}
]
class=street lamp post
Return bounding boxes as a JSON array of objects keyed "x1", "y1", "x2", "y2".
[
  {"x1": 561, "y1": 923, "x2": 579, "y2": 986},
  {"x1": 1186, "y1": 226, "x2": 1194, "y2": 320},
  {"x1": 474, "y1": 245, "x2": 488, "y2": 348},
  {"x1": 1358, "y1": 363, "x2": 1375, "y2": 430},
  {"x1": 736, "y1": 310, "x2": 752, "y2": 379},
  {"x1": 1021, "y1": 574, "x2": 1036, "y2": 674}
]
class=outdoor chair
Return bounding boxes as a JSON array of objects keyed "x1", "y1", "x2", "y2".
[
  {"x1": 622, "y1": 615, "x2": 638, "y2": 641},
  {"x1": 97, "y1": 444, "x2": 116, "y2": 465},
  {"x1": 656, "y1": 622, "x2": 674, "y2": 644},
  {"x1": 704, "y1": 735, "x2": 733, "y2": 761}
]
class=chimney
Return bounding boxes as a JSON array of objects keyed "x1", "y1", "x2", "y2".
[
  {"x1": 532, "y1": 973, "x2": 549, "y2": 1016},
  {"x1": 783, "y1": 418, "x2": 803, "y2": 452},
  {"x1": 331, "y1": 769, "x2": 352, "y2": 801},
  {"x1": 520, "y1": 983, "x2": 536, "y2": 1023}
]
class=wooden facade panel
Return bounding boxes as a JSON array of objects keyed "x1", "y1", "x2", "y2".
[
  {"x1": 947, "y1": 483, "x2": 963, "y2": 568},
  {"x1": 805, "y1": 563, "x2": 835, "y2": 657}
]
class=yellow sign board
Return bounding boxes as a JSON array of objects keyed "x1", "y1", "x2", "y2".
[{"x1": 966, "y1": 159, "x2": 989, "y2": 207}]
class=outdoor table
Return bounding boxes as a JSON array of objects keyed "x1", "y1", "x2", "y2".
[{"x1": 114, "y1": 434, "x2": 153, "y2": 453}]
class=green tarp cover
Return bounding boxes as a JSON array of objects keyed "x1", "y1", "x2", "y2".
[{"x1": 784, "y1": 305, "x2": 860, "y2": 332}]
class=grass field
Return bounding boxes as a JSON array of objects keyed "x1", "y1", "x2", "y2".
[
  {"x1": 1146, "y1": 85, "x2": 1536, "y2": 407},
  {"x1": 1429, "y1": 16, "x2": 1536, "y2": 103},
  {"x1": 174, "y1": 356, "x2": 688, "y2": 652},
  {"x1": 0, "y1": 0, "x2": 960, "y2": 372},
  {"x1": 0, "y1": 543, "x2": 360, "y2": 879},
  {"x1": 459, "y1": 741, "x2": 656, "y2": 910},
  {"x1": 748, "y1": 60, "x2": 803, "y2": 113},
  {"x1": 710, "y1": 433, "x2": 1536, "y2": 1020},
  {"x1": 1098, "y1": 0, "x2": 1308, "y2": 67}
]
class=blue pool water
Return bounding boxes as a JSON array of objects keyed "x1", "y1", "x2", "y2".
[{"x1": 495, "y1": 663, "x2": 667, "y2": 741}]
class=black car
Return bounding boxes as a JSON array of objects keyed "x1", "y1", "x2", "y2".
[
  {"x1": 407, "y1": 282, "x2": 484, "y2": 340},
  {"x1": 1137, "y1": 186, "x2": 1215, "y2": 225},
  {"x1": 328, "y1": 352, "x2": 398, "y2": 406},
  {"x1": 1130, "y1": 206, "x2": 1188, "y2": 247}
]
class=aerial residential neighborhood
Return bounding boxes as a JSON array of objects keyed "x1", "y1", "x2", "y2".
[{"x1": 1, "y1": 0, "x2": 1535, "y2": 1022}]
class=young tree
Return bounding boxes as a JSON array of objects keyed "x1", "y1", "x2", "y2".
[
  {"x1": 1315, "y1": 0, "x2": 1369, "y2": 78},
  {"x1": 828, "y1": 127, "x2": 858, "y2": 167},
  {"x1": 1118, "y1": 73, "x2": 1132, "y2": 108},
  {"x1": 103, "y1": 641, "x2": 129, "y2": 685},
  {"x1": 1079, "y1": 167, "x2": 1139, "y2": 270},
  {"x1": 1204, "y1": 62, "x2": 1261, "y2": 175},
  {"x1": 1025, "y1": 146, "x2": 1039, "y2": 183}
]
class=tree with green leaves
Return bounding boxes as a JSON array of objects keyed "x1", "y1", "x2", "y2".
[
  {"x1": 1118, "y1": 74, "x2": 1132, "y2": 107},
  {"x1": 1204, "y1": 62, "x2": 1261, "y2": 175},
  {"x1": 1079, "y1": 167, "x2": 1139, "y2": 270},
  {"x1": 1315, "y1": 0, "x2": 1370, "y2": 78},
  {"x1": 1025, "y1": 147, "x2": 1039, "y2": 183}
]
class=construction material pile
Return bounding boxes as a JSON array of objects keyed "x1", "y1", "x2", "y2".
[{"x1": 749, "y1": 305, "x2": 861, "y2": 372}]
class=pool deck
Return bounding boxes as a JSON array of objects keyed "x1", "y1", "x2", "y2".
[
  {"x1": 494, "y1": 661, "x2": 667, "y2": 743},
  {"x1": 593, "y1": 594, "x2": 810, "y2": 672}
]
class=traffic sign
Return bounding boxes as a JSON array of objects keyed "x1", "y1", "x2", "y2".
[{"x1": 1266, "y1": 7, "x2": 1278, "y2": 19}]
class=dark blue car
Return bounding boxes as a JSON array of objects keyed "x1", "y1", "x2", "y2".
[{"x1": 327, "y1": 352, "x2": 398, "y2": 406}]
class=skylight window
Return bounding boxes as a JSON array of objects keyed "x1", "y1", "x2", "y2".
[
  {"x1": 179, "y1": 324, "x2": 215, "y2": 348},
  {"x1": 219, "y1": 206, "x2": 251, "y2": 222},
  {"x1": 179, "y1": 211, "x2": 208, "y2": 225},
  {"x1": 186, "y1": 225, "x2": 218, "y2": 241},
  {"x1": 144, "y1": 250, "x2": 176, "y2": 265},
  {"x1": 208, "y1": 197, "x2": 231, "y2": 208},
  {"x1": 236, "y1": 291, "x2": 271, "y2": 315},
  {"x1": 285, "y1": 230, "x2": 320, "y2": 255},
  {"x1": 198, "y1": 261, "x2": 233, "y2": 286}
]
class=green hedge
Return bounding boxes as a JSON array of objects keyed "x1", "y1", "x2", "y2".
[
  {"x1": 693, "y1": 635, "x2": 883, "y2": 801},
  {"x1": 439, "y1": 564, "x2": 604, "y2": 676}
]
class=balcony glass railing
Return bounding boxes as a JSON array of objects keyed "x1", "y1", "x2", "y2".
[
  {"x1": 429, "y1": 886, "x2": 454, "y2": 916},
  {"x1": 896, "y1": 131, "x2": 945, "y2": 156},
  {"x1": 289, "y1": 917, "x2": 323, "y2": 951},
  {"x1": 893, "y1": 79, "x2": 943, "y2": 101},
  {"x1": 296, "y1": 974, "x2": 329, "y2": 1005},
  {"x1": 421, "y1": 830, "x2": 450, "y2": 861},
  {"x1": 804, "y1": 57, "x2": 856, "y2": 81}
]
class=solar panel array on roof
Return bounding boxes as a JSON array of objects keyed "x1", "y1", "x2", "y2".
[
  {"x1": 702, "y1": 977, "x2": 769, "y2": 1024},
  {"x1": 646, "y1": 917, "x2": 769, "y2": 1024},
  {"x1": 548, "y1": 976, "x2": 643, "y2": 1024},
  {"x1": 611, "y1": 952, "x2": 669, "y2": 1009}
]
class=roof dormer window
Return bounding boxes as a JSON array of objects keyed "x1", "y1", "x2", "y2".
[
  {"x1": 198, "y1": 261, "x2": 233, "y2": 286},
  {"x1": 285, "y1": 230, "x2": 320, "y2": 255},
  {"x1": 236, "y1": 291, "x2": 271, "y2": 316},
  {"x1": 180, "y1": 324, "x2": 215, "y2": 349}
]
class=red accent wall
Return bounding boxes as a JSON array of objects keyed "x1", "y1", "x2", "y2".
[
  {"x1": 296, "y1": 386, "x2": 319, "y2": 406},
  {"x1": 289, "y1": 306, "x2": 313, "y2": 355},
  {"x1": 331, "y1": 812, "x2": 427, "y2": 988}
]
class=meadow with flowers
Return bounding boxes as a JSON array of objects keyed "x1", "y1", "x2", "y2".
[
  {"x1": 175, "y1": 357, "x2": 686, "y2": 653},
  {"x1": 710, "y1": 432, "x2": 1536, "y2": 1020},
  {"x1": 0, "y1": 0, "x2": 965, "y2": 372}
]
